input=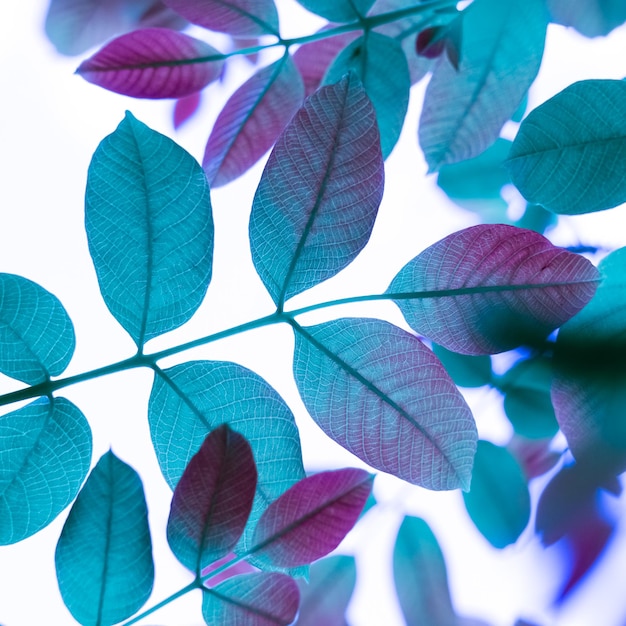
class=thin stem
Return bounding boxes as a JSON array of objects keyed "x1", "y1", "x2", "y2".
[{"x1": 122, "y1": 580, "x2": 200, "y2": 626}]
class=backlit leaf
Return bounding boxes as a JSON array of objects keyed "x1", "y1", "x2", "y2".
[
  {"x1": 250, "y1": 73, "x2": 383, "y2": 307},
  {"x1": 431, "y1": 343, "x2": 492, "y2": 388},
  {"x1": 55, "y1": 451, "x2": 153, "y2": 626},
  {"x1": 0, "y1": 397, "x2": 91, "y2": 545},
  {"x1": 293, "y1": 318, "x2": 477, "y2": 491},
  {"x1": 507, "y1": 436, "x2": 560, "y2": 480},
  {"x1": 173, "y1": 91, "x2": 202, "y2": 128},
  {"x1": 547, "y1": 0, "x2": 626, "y2": 37},
  {"x1": 85, "y1": 112, "x2": 214, "y2": 348},
  {"x1": 388, "y1": 224, "x2": 600, "y2": 355},
  {"x1": 0, "y1": 273, "x2": 74, "y2": 385},
  {"x1": 295, "y1": 0, "x2": 374, "y2": 22}
]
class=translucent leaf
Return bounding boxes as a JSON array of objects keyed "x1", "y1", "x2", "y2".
[
  {"x1": 203, "y1": 56, "x2": 304, "y2": 187},
  {"x1": 251, "y1": 468, "x2": 373, "y2": 568},
  {"x1": 0, "y1": 273, "x2": 75, "y2": 385},
  {"x1": 419, "y1": 0, "x2": 547, "y2": 171},
  {"x1": 295, "y1": 0, "x2": 374, "y2": 22},
  {"x1": 507, "y1": 435, "x2": 560, "y2": 480},
  {"x1": 393, "y1": 516, "x2": 457, "y2": 626},
  {"x1": 293, "y1": 318, "x2": 477, "y2": 491},
  {"x1": 55, "y1": 451, "x2": 153, "y2": 626},
  {"x1": 149, "y1": 361, "x2": 304, "y2": 551},
  {"x1": 173, "y1": 91, "x2": 202, "y2": 128},
  {"x1": 388, "y1": 224, "x2": 600, "y2": 355},
  {"x1": 249, "y1": 73, "x2": 383, "y2": 307},
  {"x1": 431, "y1": 343, "x2": 492, "y2": 388},
  {"x1": 547, "y1": 0, "x2": 626, "y2": 37},
  {"x1": 76, "y1": 28, "x2": 224, "y2": 99},
  {"x1": 507, "y1": 79, "x2": 626, "y2": 215},
  {"x1": 0, "y1": 397, "x2": 91, "y2": 545},
  {"x1": 85, "y1": 112, "x2": 214, "y2": 349},
  {"x1": 462, "y1": 441, "x2": 531, "y2": 549},
  {"x1": 202, "y1": 573, "x2": 299, "y2": 626},
  {"x1": 167, "y1": 425, "x2": 257, "y2": 575},
  {"x1": 323, "y1": 32, "x2": 410, "y2": 158}
]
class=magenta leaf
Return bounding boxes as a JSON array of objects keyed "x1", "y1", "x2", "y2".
[
  {"x1": 251, "y1": 469, "x2": 373, "y2": 568},
  {"x1": 76, "y1": 28, "x2": 224, "y2": 99},
  {"x1": 167, "y1": 425, "x2": 257, "y2": 576},
  {"x1": 388, "y1": 224, "x2": 600, "y2": 355},
  {"x1": 293, "y1": 318, "x2": 477, "y2": 491},
  {"x1": 203, "y1": 55, "x2": 304, "y2": 186},
  {"x1": 202, "y1": 553, "x2": 257, "y2": 587},
  {"x1": 173, "y1": 91, "x2": 202, "y2": 128},
  {"x1": 202, "y1": 572, "x2": 299, "y2": 626}
]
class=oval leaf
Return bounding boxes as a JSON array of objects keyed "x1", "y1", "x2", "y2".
[
  {"x1": 167, "y1": 424, "x2": 257, "y2": 574},
  {"x1": 86, "y1": 112, "x2": 214, "y2": 348},
  {"x1": 388, "y1": 224, "x2": 600, "y2": 355},
  {"x1": 547, "y1": 0, "x2": 626, "y2": 37},
  {"x1": 250, "y1": 73, "x2": 384, "y2": 307},
  {"x1": 295, "y1": 0, "x2": 374, "y2": 22},
  {"x1": 0, "y1": 273, "x2": 74, "y2": 385},
  {"x1": 0, "y1": 397, "x2": 91, "y2": 545},
  {"x1": 55, "y1": 451, "x2": 154, "y2": 626},
  {"x1": 293, "y1": 318, "x2": 477, "y2": 491}
]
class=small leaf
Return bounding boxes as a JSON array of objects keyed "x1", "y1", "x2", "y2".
[
  {"x1": 295, "y1": 0, "x2": 374, "y2": 22},
  {"x1": 431, "y1": 343, "x2": 492, "y2": 388},
  {"x1": 507, "y1": 79, "x2": 626, "y2": 215},
  {"x1": 77, "y1": 28, "x2": 224, "y2": 99},
  {"x1": 293, "y1": 318, "x2": 477, "y2": 491},
  {"x1": 547, "y1": 0, "x2": 626, "y2": 37},
  {"x1": 0, "y1": 397, "x2": 91, "y2": 545},
  {"x1": 463, "y1": 441, "x2": 531, "y2": 549},
  {"x1": 0, "y1": 273, "x2": 75, "y2": 385},
  {"x1": 250, "y1": 73, "x2": 383, "y2": 307},
  {"x1": 55, "y1": 451, "x2": 154, "y2": 626},
  {"x1": 86, "y1": 112, "x2": 214, "y2": 348},
  {"x1": 251, "y1": 468, "x2": 373, "y2": 568},
  {"x1": 388, "y1": 224, "x2": 600, "y2": 355},
  {"x1": 173, "y1": 91, "x2": 202, "y2": 128},
  {"x1": 507, "y1": 436, "x2": 560, "y2": 480}
]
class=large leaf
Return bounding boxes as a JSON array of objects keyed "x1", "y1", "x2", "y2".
[
  {"x1": 149, "y1": 361, "x2": 304, "y2": 550},
  {"x1": 295, "y1": 0, "x2": 374, "y2": 22},
  {"x1": 0, "y1": 397, "x2": 91, "y2": 545},
  {"x1": 547, "y1": 0, "x2": 626, "y2": 37},
  {"x1": 55, "y1": 451, "x2": 153, "y2": 626},
  {"x1": 76, "y1": 28, "x2": 224, "y2": 98},
  {"x1": 203, "y1": 56, "x2": 304, "y2": 187},
  {"x1": 0, "y1": 273, "x2": 74, "y2": 385},
  {"x1": 85, "y1": 112, "x2": 213, "y2": 349},
  {"x1": 419, "y1": 0, "x2": 547, "y2": 170},
  {"x1": 322, "y1": 32, "x2": 410, "y2": 158},
  {"x1": 507, "y1": 79, "x2": 626, "y2": 215},
  {"x1": 249, "y1": 73, "x2": 383, "y2": 308},
  {"x1": 292, "y1": 318, "x2": 477, "y2": 491},
  {"x1": 388, "y1": 224, "x2": 600, "y2": 355},
  {"x1": 167, "y1": 425, "x2": 257, "y2": 575}
]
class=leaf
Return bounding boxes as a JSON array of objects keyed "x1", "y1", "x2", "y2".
[
  {"x1": 393, "y1": 516, "x2": 457, "y2": 626},
  {"x1": 173, "y1": 91, "x2": 202, "y2": 129},
  {"x1": 292, "y1": 318, "x2": 477, "y2": 491},
  {"x1": 388, "y1": 224, "x2": 600, "y2": 355},
  {"x1": 167, "y1": 425, "x2": 257, "y2": 575},
  {"x1": 0, "y1": 397, "x2": 91, "y2": 545},
  {"x1": 202, "y1": 573, "x2": 299, "y2": 626},
  {"x1": 203, "y1": 55, "x2": 303, "y2": 186},
  {"x1": 85, "y1": 112, "x2": 214, "y2": 349},
  {"x1": 547, "y1": 0, "x2": 626, "y2": 37},
  {"x1": 295, "y1": 0, "x2": 374, "y2": 22},
  {"x1": 249, "y1": 73, "x2": 384, "y2": 308},
  {"x1": 507, "y1": 436, "x2": 560, "y2": 480},
  {"x1": 76, "y1": 28, "x2": 224, "y2": 99},
  {"x1": 462, "y1": 441, "x2": 531, "y2": 549},
  {"x1": 507, "y1": 79, "x2": 626, "y2": 215},
  {"x1": 251, "y1": 468, "x2": 373, "y2": 568},
  {"x1": 323, "y1": 32, "x2": 410, "y2": 158},
  {"x1": 55, "y1": 451, "x2": 154, "y2": 626},
  {"x1": 431, "y1": 343, "x2": 492, "y2": 388},
  {"x1": 0, "y1": 273, "x2": 75, "y2": 385},
  {"x1": 148, "y1": 361, "x2": 304, "y2": 551},
  {"x1": 419, "y1": 0, "x2": 547, "y2": 171}
]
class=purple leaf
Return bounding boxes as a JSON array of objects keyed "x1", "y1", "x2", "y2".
[
  {"x1": 76, "y1": 28, "x2": 224, "y2": 99},
  {"x1": 388, "y1": 224, "x2": 600, "y2": 355},
  {"x1": 173, "y1": 91, "x2": 202, "y2": 128},
  {"x1": 202, "y1": 552, "x2": 258, "y2": 587},
  {"x1": 507, "y1": 436, "x2": 561, "y2": 480},
  {"x1": 203, "y1": 56, "x2": 304, "y2": 186},
  {"x1": 167, "y1": 425, "x2": 257, "y2": 575},
  {"x1": 251, "y1": 469, "x2": 373, "y2": 568}
]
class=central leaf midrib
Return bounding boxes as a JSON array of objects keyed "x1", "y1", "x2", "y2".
[{"x1": 96, "y1": 454, "x2": 115, "y2": 626}]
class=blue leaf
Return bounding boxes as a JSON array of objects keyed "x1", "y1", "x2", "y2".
[
  {"x1": 547, "y1": 0, "x2": 626, "y2": 37},
  {"x1": 295, "y1": 0, "x2": 374, "y2": 22}
]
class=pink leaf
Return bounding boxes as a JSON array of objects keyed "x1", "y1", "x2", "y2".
[
  {"x1": 76, "y1": 28, "x2": 224, "y2": 99},
  {"x1": 202, "y1": 553, "x2": 257, "y2": 587},
  {"x1": 251, "y1": 469, "x2": 373, "y2": 568},
  {"x1": 173, "y1": 91, "x2": 202, "y2": 128},
  {"x1": 507, "y1": 436, "x2": 561, "y2": 480}
]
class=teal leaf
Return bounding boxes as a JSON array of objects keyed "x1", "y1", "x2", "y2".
[
  {"x1": 0, "y1": 273, "x2": 75, "y2": 385},
  {"x1": 55, "y1": 451, "x2": 154, "y2": 626},
  {"x1": 250, "y1": 73, "x2": 383, "y2": 308},
  {"x1": 431, "y1": 343, "x2": 492, "y2": 388},
  {"x1": 547, "y1": 0, "x2": 626, "y2": 37},
  {"x1": 0, "y1": 397, "x2": 91, "y2": 545},
  {"x1": 323, "y1": 32, "x2": 410, "y2": 158},
  {"x1": 292, "y1": 318, "x2": 477, "y2": 491},
  {"x1": 463, "y1": 440, "x2": 531, "y2": 549},
  {"x1": 419, "y1": 0, "x2": 547, "y2": 171},
  {"x1": 85, "y1": 111, "x2": 214, "y2": 349},
  {"x1": 507, "y1": 79, "x2": 626, "y2": 215},
  {"x1": 295, "y1": 0, "x2": 374, "y2": 22}
]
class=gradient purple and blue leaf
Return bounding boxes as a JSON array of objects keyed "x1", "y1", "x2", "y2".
[
  {"x1": 546, "y1": 0, "x2": 626, "y2": 37},
  {"x1": 295, "y1": 0, "x2": 374, "y2": 22}
]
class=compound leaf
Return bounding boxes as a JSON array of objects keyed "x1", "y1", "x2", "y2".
[{"x1": 295, "y1": 0, "x2": 374, "y2": 22}]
